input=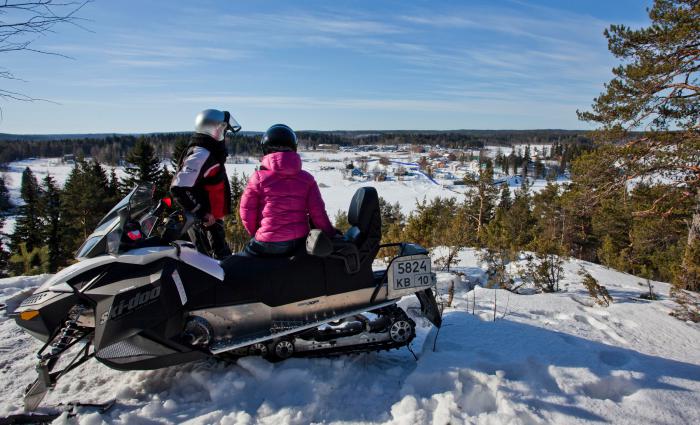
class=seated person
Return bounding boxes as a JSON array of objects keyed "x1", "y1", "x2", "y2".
[{"x1": 240, "y1": 124, "x2": 336, "y2": 257}]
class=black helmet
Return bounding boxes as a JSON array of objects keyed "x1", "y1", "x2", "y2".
[{"x1": 261, "y1": 124, "x2": 297, "y2": 155}]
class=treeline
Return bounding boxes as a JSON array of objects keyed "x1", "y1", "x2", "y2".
[
  {"x1": 0, "y1": 130, "x2": 593, "y2": 165},
  {"x1": 304, "y1": 129, "x2": 593, "y2": 150},
  {"x1": 0, "y1": 133, "x2": 263, "y2": 165}
]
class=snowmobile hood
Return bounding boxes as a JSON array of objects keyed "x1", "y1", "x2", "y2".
[
  {"x1": 261, "y1": 151, "x2": 302, "y2": 176},
  {"x1": 35, "y1": 246, "x2": 224, "y2": 294},
  {"x1": 36, "y1": 255, "x2": 118, "y2": 293}
]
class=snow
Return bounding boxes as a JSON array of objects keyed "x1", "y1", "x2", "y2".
[
  {"x1": 2, "y1": 148, "x2": 570, "y2": 232},
  {"x1": 0, "y1": 151, "x2": 694, "y2": 423},
  {"x1": 1, "y1": 249, "x2": 699, "y2": 424}
]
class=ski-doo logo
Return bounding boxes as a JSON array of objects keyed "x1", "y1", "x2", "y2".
[{"x1": 99, "y1": 286, "x2": 161, "y2": 324}]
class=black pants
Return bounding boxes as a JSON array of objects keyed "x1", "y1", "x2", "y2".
[
  {"x1": 242, "y1": 237, "x2": 306, "y2": 257},
  {"x1": 204, "y1": 220, "x2": 232, "y2": 259}
]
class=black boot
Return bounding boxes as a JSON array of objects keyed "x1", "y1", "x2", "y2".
[{"x1": 205, "y1": 220, "x2": 232, "y2": 259}]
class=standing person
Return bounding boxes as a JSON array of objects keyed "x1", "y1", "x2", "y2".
[
  {"x1": 171, "y1": 109, "x2": 241, "y2": 259},
  {"x1": 240, "y1": 124, "x2": 336, "y2": 256}
]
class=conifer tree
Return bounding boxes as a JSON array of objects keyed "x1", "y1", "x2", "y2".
[
  {"x1": 1, "y1": 177, "x2": 13, "y2": 276},
  {"x1": 534, "y1": 158, "x2": 545, "y2": 179},
  {"x1": 41, "y1": 174, "x2": 63, "y2": 272},
  {"x1": 10, "y1": 168, "x2": 43, "y2": 253},
  {"x1": 122, "y1": 138, "x2": 163, "y2": 192},
  {"x1": 224, "y1": 171, "x2": 251, "y2": 253},
  {"x1": 107, "y1": 168, "x2": 120, "y2": 199},
  {"x1": 0, "y1": 215, "x2": 8, "y2": 277},
  {"x1": 157, "y1": 165, "x2": 174, "y2": 199},
  {"x1": 498, "y1": 184, "x2": 512, "y2": 210},
  {"x1": 171, "y1": 137, "x2": 190, "y2": 169},
  {"x1": 578, "y1": 0, "x2": 700, "y2": 291},
  {"x1": 61, "y1": 160, "x2": 115, "y2": 252},
  {"x1": 464, "y1": 166, "x2": 498, "y2": 242},
  {"x1": 0, "y1": 176, "x2": 11, "y2": 212}
]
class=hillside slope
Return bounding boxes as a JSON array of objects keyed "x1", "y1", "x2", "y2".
[{"x1": 0, "y1": 250, "x2": 699, "y2": 424}]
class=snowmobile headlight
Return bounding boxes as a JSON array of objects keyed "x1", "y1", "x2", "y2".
[
  {"x1": 20, "y1": 310, "x2": 40, "y2": 320},
  {"x1": 20, "y1": 292, "x2": 57, "y2": 307}
]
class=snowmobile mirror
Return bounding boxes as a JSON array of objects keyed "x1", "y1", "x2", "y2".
[{"x1": 306, "y1": 229, "x2": 333, "y2": 257}]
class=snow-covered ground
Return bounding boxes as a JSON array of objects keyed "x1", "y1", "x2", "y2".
[
  {"x1": 1, "y1": 249, "x2": 699, "y2": 424},
  {"x1": 2, "y1": 149, "x2": 569, "y2": 237}
]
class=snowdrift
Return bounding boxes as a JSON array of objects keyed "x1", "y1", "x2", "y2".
[{"x1": 1, "y1": 251, "x2": 699, "y2": 424}]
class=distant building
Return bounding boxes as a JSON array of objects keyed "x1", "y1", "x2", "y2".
[{"x1": 317, "y1": 144, "x2": 338, "y2": 151}]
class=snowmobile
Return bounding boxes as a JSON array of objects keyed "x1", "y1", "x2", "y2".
[{"x1": 12, "y1": 184, "x2": 442, "y2": 411}]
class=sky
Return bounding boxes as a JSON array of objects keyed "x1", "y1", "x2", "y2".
[{"x1": 0, "y1": 0, "x2": 653, "y2": 134}]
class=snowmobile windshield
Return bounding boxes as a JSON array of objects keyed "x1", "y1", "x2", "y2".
[{"x1": 76, "y1": 184, "x2": 157, "y2": 259}]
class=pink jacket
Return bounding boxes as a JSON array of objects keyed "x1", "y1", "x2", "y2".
[{"x1": 240, "y1": 151, "x2": 335, "y2": 242}]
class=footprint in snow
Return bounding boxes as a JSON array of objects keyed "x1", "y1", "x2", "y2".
[{"x1": 598, "y1": 350, "x2": 631, "y2": 367}]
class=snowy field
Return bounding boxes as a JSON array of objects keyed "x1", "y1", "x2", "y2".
[
  {"x1": 1, "y1": 250, "x2": 699, "y2": 424},
  {"x1": 1, "y1": 148, "x2": 568, "y2": 236}
]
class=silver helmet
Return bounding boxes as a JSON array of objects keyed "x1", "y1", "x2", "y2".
[{"x1": 194, "y1": 109, "x2": 241, "y2": 141}]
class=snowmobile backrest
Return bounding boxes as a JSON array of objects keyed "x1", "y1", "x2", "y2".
[
  {"x1": 347, "y1": 187, "x2": 379, "y2": 232},
  {"x1": 306, "y1": 229, "x2": 333, "y2": 257},
  {"x1": 341, "y1": 187, "x2": 381, "y2": 267}
]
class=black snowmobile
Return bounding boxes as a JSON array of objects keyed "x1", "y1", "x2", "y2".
[{"x1": 13, "y1": 183, "x2": 442, "y2": 411}]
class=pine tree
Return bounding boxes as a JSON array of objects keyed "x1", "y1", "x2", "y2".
[
  {"x1": 157, "y1": 165, "x2": 174, "y2": 199},
  {"x1": 41, "y1": 174, "x2": 64, "y2": 272},
  {"x1": 464, "y1": 167, "x2": 498, "y2": 243},
  {"x1": 378, "y1": 197, "x2": 405, "y2": 239},
  {"x1": 578, "y1": 0, "x2": 700, "y2": 292},
  {"x1": 62, "y1": 160, "x2": 115, "y2": 252},
  {"x1": 107, "y1": 168, "x2": 120, "y2": 198},
  {"x1": 534, "y1": 158, "x2": 545, "y2": 179},
  {"x1": 122, "y1": 138, "x2": 163, "y2": 192},
  {"x1": 0, "y1": 176, "x2": 11, "y2": 276},
  {"x1": 498, "y1": 183, "x2": 511, "y2": 210},
  {"x1": 224, "y1": 171, "x2": 251, "y2": 253},
  {"x1": 0, "y1": 216, "x2": 8, "y2": 277},
  {"x1": 520, "y1": 165, "x2": 529, "y2": 191},
  {"x1": 521, "y1": 183, "x2": 565, "y2": 292},
  {"x1": 10, "y1": 168, "x2": 43, "y2": 253},
  {"x1": 0, "y1": 176, "x2": 11, "y2": 212},
  {"x1": 171, "y1": 137, "x2": 190, "y2": 169}
]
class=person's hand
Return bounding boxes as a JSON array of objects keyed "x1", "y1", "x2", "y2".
[{"x1": 202, "y1": 213, "x2": 216, "y2": 227}]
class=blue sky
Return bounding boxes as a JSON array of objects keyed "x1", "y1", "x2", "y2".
[{"x1": 0, "y1": 0, "x2": 652, "y2": 134}]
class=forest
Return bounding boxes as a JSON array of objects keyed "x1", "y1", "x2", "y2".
[
  {"x1": 0, "y1": 132, "x2": 696, "y2": 322},
  {"x1": 0, "y1": 129, "x2": 593, "y2": 164}
]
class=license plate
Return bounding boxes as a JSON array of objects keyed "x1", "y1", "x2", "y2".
[{"x1": 392, "y1": 257, "x2": 431, "y2": 290}]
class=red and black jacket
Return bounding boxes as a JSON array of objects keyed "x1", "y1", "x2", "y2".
[{"x1": 170, "y1": 133, "x2": 232, "y2": 219}]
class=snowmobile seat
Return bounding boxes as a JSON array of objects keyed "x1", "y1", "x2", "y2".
[
  {"x1": 218, "y1": 253, "x2": 327, "y2": 307},
  {"x1": 218, "y1": 187, "x2": 382, "y2": 306}
]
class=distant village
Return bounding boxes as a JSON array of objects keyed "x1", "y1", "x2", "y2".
[
  {"x1": 49, "y1": 143, "x2": 568, "y2": 190},
  {"x1": 311, "y1": 143, "x2": 566, "y2": 188}
]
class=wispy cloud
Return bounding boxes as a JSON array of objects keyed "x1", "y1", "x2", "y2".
[
  {"x1": 4, "y1": 0, "x2": 634, "y2": 133},
  {"x1": 220, "y1": 12, "x2": 403, "y2": 36}
]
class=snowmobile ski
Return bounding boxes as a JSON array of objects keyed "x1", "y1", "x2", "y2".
[{"x1": 0, "y1": 400, "x2": 114, "y2": 424}]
